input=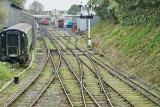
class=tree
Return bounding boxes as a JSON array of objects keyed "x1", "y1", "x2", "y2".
[
  {"x1": 67, "y1": 4, "x2": 81, "y2": 15},
  {"x1": 7, "y1": 0, "x2": 23, "y2": 7},
  {"x1": 0, "y1": 6, "x2": 9, "y2": 30},
  {"x1": 29, "y1": 1, "x2": 44, "y2": 14}
]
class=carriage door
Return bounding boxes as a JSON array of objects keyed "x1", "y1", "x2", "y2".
[{"x1": 7, "y1": 31, "x2": 20, "y2": 57}]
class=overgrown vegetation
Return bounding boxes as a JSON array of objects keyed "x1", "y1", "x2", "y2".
[
  {"x1": 92, "y1": 0, "x2": 118, "y2": 23},
  {"x1": 0, "y1": 6, "x2": 8, "y2": 30},
  {"x1": 67, "y1": 4, "x2": 81, "y2": 15},
  {"x1": 7, "y1": 0, "x2": 26, "y2": 8},
  {"x1": 90, "y1": 20, "x2": 160, "y2": 86},
  {"x1": 0, "y1": 62, "x2": 22, "y2": 89},
  {"x1": 87, "y1": 0, "x2": 160, "y2": 87},
  {"x1": 92, "y1": 0, "x2": 160, "y2": 25}
]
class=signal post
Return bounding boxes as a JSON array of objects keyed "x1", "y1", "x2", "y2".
[{"x1": 79, "y1": 2, "x2": 98, "y2": 48}]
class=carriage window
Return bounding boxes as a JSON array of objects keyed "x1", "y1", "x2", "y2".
[
  {"x1": 7, "y1": 31, "x2": 20, "y2": 47},
  {"x1": 8, "y1": 34, "x2": 18, "y2": 46}
]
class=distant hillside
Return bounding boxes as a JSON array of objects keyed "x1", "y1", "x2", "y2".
[{"x1": 89, "y1": 20, "x2": 160, "y2": 87}]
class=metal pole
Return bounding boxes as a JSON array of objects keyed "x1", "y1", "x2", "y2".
[
  {"x1": 81, "y1": 2, "x2": 83, "y2": 12},
  {"x1": 88, "y1": 18, "x2": 91, "y2": 47}
]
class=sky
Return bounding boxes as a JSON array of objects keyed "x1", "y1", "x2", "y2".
[{"x1": 24, "y1": 0, "x2": 89, "y2": 11}]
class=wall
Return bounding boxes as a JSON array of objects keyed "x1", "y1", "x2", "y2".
[{"x1": 0, "y1": 0, "x2": 37, "y2": 48}]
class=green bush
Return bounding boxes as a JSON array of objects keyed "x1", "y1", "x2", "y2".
[
  {"x1": 0, "y1": 6, "x2": 8, "y2": 29},
  {"x1": 90, "y1": 0, "x2": 160, "y2": 25},
  {"x1": 93, "y1": 0, "x2": 119, "y2": 23}
]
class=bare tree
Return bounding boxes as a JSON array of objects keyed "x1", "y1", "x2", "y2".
[{"x1": 29, "y1": 1, "x2": 44, "y2": 14}]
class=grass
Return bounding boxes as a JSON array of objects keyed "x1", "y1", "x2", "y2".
[
  {"x1": 89, "y1": 20, "x2": 160, "y2": 87},
  {"x1": 0, "y1": 62, "x2": 22, "y2": 84},
  {"x1": 0, "y1": 83, "x2": 5, "y2": 89},
  {"x1": 0, "y1": 37, "x2": 45, "y2": 106},
  {"x1": 0, "y1": 32, "x2": 44, "y2": 90},
  {"x1": 44, "y1": 37, "x2": 57, "y2": 50}
]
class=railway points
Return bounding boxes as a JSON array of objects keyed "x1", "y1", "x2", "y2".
[
  {"x1": 0, "y1": 26, "x2": 160, "y2": 106},
  {"x1": 0, "y1": 0, "x2": 160, "y2": 106}
]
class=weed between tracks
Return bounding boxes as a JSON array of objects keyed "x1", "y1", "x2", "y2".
[
  {"x1": 44, "y1": 37, "x2": 57, "y2": 50},
  {"x1": 59, "y1": 59, "x2": 84, "y2": 106},
  {"x1": 80, "y1": 56, "x2": 109, "y2": 106},
  {"x1": 96, "y1": 59, "x2": 156, "y2": 106},
  {"x1": 11, "y1": 59, "x2": 54, "y2": 106},
  {"x1": 79, "y1": 55, "x2": 157, "y2": 106},
  {"x1": 51, "y1": 28, "x2": 160, "y2": 106},
  {"x1": 77, "y1": 37, "x2": 88, "y2": 49},
  {"x1": 89, "y1": 52, "x2": 160, "y2": 96},
  {"x1": 64, "y1": 53, "x2": 80, "y2": 77},
  {"x1": 49, "y1": 30, "x2": 76, "y2": 50},
  {"x1": 36, "y1": 76, "x2": 69, "y2": 106},
  {"x1": 0, "y1": 37, "x2": 47, "y2": 106}
]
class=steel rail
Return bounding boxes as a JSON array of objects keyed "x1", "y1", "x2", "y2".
[
  {"x1": 47, "y1": 30, "x2": 100, "y2": 106},
  {"x1": 56, "y1": 34, "x2": 113, "y2": 107},
  {"x1": 49, "y1": 31, "x2": 87, "y2": 106},
  {"x1": 91, "y1": 56, "x2": 160, "y2": 106},
  {"x1": 62, "y1": 31, "x2": 160, "y2": 106},
  {"x1": 89, "y1": 51, "x2": 160, "y2": 100},
  {"x1": 50, "y1": 53, "x2": 74, "y2": 107},
  {"x1": 60, "y1": 52, "x2": 100, "y2": 107},
  {"x1": 4, "y1": 31, "x2": 50, "y2": 107},
  {"x1": 50, "y1": 37, "x2": 66, "y2": 51},
  {"x1": 30, "y1": 32, "x2": 58, "y2": 107},
  {"x1": 51, "y1": 30, "x2": 113, "y2": 107},
  {"x1": 43, "y1": 28, "x2": 74, "y2": 106},
  {"x1": 48, "y1": 31, "x2": 87, "y2": 107},
  {"x1": 48, "y1": 30, "x2": 87, "y2": 106},
  {"x1": 79, "y1": 58, "x2": 134, "y2": 107}
]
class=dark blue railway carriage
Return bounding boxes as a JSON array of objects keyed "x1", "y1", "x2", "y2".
[{"x1": 0, "y1": 23, "x2": 33, "y2": 63}]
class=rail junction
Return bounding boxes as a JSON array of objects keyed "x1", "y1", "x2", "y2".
[{"x1": 0, "y1": 26, "x2": 160, "y2": 107}]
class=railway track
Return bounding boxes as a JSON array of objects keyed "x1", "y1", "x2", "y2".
[
  {"x1": 54, "y1": 34, "x2": 133, "y2": 106},
  {"x1": 32, "y1": 31, "x2": 73, "y2": 106},
  {"x1": 2, "y1": 26, "x2": 159, "y2": 106},
  {"x1": 0, "y1": 34, "x2": 48, "y2": 106},
  {"x1": 45, "y1": 28, "x2": 102, "y2": 106},
  {"x1": 48, "y1": 28, "x2": 160, "y2": 106},
  {"x1": 46, "y1": 28, "x2": 132, "y2": 106},
  {"x1": 2, "y1": 30, "x2": 50, "y2": 107},
  {"x1": 2, "y1": 27, "x2": 73, "y2": 107}
]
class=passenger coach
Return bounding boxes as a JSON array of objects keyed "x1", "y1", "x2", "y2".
[{"x1": 0, "y1": 23, "x2": 33, "y2": 64}]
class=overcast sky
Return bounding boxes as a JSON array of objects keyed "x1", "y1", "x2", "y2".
[{"x1": 24, "y1": 0, "x2": 89, "y2": 11}]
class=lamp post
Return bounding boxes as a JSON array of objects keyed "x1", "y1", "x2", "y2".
[{"x1": 79, "y1": 1, "x2": 98, "y2": 48}]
